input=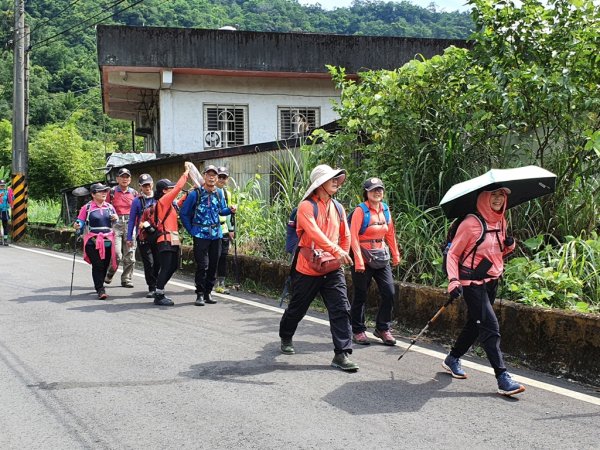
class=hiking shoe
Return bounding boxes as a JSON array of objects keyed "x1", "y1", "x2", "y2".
[
  {"x1": 121, "y1": 281, "x2": 134, "y2": 288},
  {"x1": 97, "y1": 289, "x2": 108, "y2": 300},
  {"x1": 352, "y1": 331, "x2": 370, "y2": 345},
  {"x1": 497, "y1": 372, "x2": 525, "y2": 396},
  {"x1": 331, "y1": 352, "x2": 359, "y2": 372},
  {"x1": 442, "y1": 354, "x2": 468, "y2": 379},
  {"x1": 145, "y1": 291, "x2": 156, "y2": 299},
  {"x1": 204, "y1": 293, "x2": 217, "y2": 304},
  {"x1": 374, "y1": 329, "x2": 396, "y2": 346},
  {"x1": 153, "y1": 293, "x2": 174, "y2": 306},
  {"x1": 280, "y1": 338, "x2": 295, "y2": 355},
  {"x1": 194, "y1": 293, "x2": 205, "y2": 306},
  {"x1": 104, "y1": 276, "x2": 113, "y2": 284}
]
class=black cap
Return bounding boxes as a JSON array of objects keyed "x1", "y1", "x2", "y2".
[
  {"x1": 203, "y1": 164, "x2": 218, "y2": 174},
  {"x1": 156, "y1": 179, "x2": 176, "y2": 192},
  {"x1": 90, "y1": 183, "x2": 110, "y2": 193},
  {"x1": 117, "y1": 168, "x2": 131, "y2": 177},
  {"x1": 217, "y1": 166, "x2": 229, "y2": 176},
  {"x1": 0, "y1": 179, "x2": 6, "y2": 185},
  {"x1": 363, "y1": 177, "x2": 385, "y2": 191},
  {"x1": 138, "y1": 173, "x2": 153, "y2": 185}
]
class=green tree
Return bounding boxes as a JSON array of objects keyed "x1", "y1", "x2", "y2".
[{"x1": 28, "y1": 123, "x2": 104, "y2": 198}]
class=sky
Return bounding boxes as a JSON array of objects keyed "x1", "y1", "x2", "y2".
[{"x1": 299, "y1": 0, "x2": 472, "y2": 12}]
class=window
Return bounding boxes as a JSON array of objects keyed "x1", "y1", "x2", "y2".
[
  {"x1": 203, "y1": 104, "x2": 248, "y2": 149},
  {"x1": 278, "y1": 107, "x2": 320, "y2": 140}
]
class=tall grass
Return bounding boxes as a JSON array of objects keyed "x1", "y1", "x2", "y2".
[{"x1": 28, "y1": 198, "x2": 62, "y2": 225}]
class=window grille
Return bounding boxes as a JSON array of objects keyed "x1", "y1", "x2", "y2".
[
  {"x1": 278, "y1": 107, "x2": 320, "y2": 140},
  {"x1": 204, "y1": 104, "x2": 248, "y2": 148}
]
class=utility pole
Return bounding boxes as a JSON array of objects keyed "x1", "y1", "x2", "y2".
[{"x1": 11, "y1": 0, "x2": 28, "y2": 242}]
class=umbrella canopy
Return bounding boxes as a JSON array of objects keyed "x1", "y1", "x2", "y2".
[{"x1": 440, "y1": 165, "x2": 557, "y2": 219}]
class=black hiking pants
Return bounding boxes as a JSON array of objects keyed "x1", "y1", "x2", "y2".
[
  {"x1": 279, "y1": 268, "x2": 353, "y2": 355},
  {"x1": 193, "y1": 237, "x2": 221, "y2": 295},
  {"x1": 217, "y1": 235, "x2": 230, "y2": 278},
  {"x1": 86, "y1": 239, "x2": 111, "y2": 292},
  {"x1": 350, "y1": 263, "x2": 395, "y2": 333},
  {"x1": 156, "y1": 243, "x2": 180, "y2": 291},
  {"x1": 450, "y1": 279, "x2": 507, "y2": 376},
  {"x1": 137, "y1": 239, "x2": 159, "y2": 292}
]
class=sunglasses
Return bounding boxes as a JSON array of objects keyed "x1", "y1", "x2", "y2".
[{"x1": 218, "y1": 175, "x2": 228, "y2": 180}]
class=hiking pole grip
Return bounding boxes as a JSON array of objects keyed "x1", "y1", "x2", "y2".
[{"x1": 397, "y1": 295, "x2": 455, "y2": 361}]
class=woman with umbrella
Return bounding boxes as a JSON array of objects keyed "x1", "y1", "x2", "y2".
[
  {"x1": 443, "y1": 187, "x2": 525, "y2": 396},
  {"x1": 439, "y1": 166, "x2": 555, "y2": 396}
]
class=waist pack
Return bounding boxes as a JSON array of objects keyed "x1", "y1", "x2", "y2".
[
  {"x1": 361, "y1": 246, "x2": 390, "y2": 269},
  {"x1": 299, "y1": 247, "x2": 342, "y2": 274}
]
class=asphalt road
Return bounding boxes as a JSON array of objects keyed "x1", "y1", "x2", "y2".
[{"x1": 1, "y1": 244, "x2": 599, "y2": 449}]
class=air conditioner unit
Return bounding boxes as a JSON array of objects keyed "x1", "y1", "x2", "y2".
[{"x1": 204, "y1": 131, "x2": 223, "y2": 148}]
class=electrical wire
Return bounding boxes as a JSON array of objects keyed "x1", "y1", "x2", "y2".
[{"x1": 30, "y1": 0, "x2": 134, "y2": 50}]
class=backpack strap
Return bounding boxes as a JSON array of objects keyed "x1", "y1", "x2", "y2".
[
  {"x1": 460, "y1": 213, "x2": 488, "y2": 269},
  {"x1": 358, "y1": 202, "x2": 370, "y2": 235},
  {"x1": 357, "y1": 201, "x2": 389, "y2": 235}
]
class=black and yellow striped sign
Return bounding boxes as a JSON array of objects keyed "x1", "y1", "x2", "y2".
[{"x1": 11, "y1": 173, "x2": 27, "y2": 242}]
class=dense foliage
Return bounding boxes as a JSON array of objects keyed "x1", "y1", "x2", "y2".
[{"x1": 270, "y1": 0, "x2": 599, "y2": 311}]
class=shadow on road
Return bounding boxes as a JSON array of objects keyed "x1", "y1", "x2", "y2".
[
  {"x1": 180, "y1": 341, "x2": 337, "y2": 386},
  {"x1": 322, "y1": 372, "x2": 496, "y2": 414},
  {"x1": 10, "y1": 286, "x2": 98, "y2": 303}
]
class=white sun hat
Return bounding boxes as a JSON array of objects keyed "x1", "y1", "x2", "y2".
[{"x1": 301, "y1": 164, "x2": 346, "y2": 201}]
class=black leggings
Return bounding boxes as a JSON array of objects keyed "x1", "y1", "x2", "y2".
[{"x1": 156, "y1": 244, "x2": 180, "y2": 291}]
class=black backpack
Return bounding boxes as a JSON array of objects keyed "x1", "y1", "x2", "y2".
[{"x1": 441, "y1": 213, "x2": 488, "y2": 277}]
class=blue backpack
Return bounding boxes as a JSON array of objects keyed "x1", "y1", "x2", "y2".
[
  {"x1": 285, "y1": 198, "x2": 344, "y2": 254},
  {"x1": 347, "y1": 202, "x2": 391, "y2": 235}
]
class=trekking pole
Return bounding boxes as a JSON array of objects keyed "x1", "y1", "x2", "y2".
[
  {"x1": 69, "y1": 233, "x2": 80, "y2": 297},
  {"x1": 230, "y1": 212, "x2": 241, "y2": 290},
  {"x1": 397, "y1": 295, "x2": 455, "y2": 361}
]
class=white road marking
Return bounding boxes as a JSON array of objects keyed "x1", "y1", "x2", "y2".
[{"x1": 13, "y1": 245, "x2": 600, "y2": 407}]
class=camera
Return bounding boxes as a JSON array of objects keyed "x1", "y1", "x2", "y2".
[{"x1": 141, "y1": 221, "x2": 156, "y2": 235}]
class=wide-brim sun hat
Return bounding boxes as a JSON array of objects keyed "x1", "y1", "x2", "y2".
[{"x1": 301, "y1": 164, "x2": 346, "y2": 201}]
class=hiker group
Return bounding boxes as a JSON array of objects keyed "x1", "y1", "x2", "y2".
[
  {"x1": 73, "y1": 161, "x2": 526, "y2": 397},
  {"x1": 73, "y1": 162, "x2": 235, "y2": 305}
]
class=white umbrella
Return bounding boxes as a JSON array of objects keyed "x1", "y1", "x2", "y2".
[{"x1": 440, "y1": 165, "x2": 557, "y2": 219}]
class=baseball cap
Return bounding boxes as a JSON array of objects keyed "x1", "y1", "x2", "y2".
[
  {"x1": 138, "y1": 173, "x2": 153, "y2": 185},
  {"x1": 90, "y1": 183, "x2": 110, "y2": 193},
  {"x1": 203, "y1": 164, "x2": 218, "y2": 174},
  {"x1": 0, "y1": 179, "x2": 6, "y2": 185},
  {"x1": 117, "y1": 168, "x2": 131, "y2": 177},
  {"x1": 217, "y1": 166, "x2": 229, "y2": 177},
  {"x1": 156, "y1": 179, "x2": 176, "y2": 192},
  {"x1": 363, "y1": 177, "x2": 385, "y2": 191}
]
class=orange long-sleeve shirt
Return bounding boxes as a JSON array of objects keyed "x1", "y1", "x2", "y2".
[
  {"x1": 296, "y1": 195, "x2": 350, "y2": 276},
  {"x1": 156, "y1": 173, "x2": 188, "y2": 244},
  {"x1": 350, "y1": 202, "x2": 401, "y2": 271}
]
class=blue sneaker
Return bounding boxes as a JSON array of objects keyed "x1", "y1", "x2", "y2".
[
  {"x1": 442, "y1": 354, "x2": 467, "y2": 379},
  {"x1": 497, "y1": 372, "x2": 525, "y2": 396}
]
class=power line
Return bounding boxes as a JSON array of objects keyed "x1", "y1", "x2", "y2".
[
  {"x1": 30, "y1": 0, "x2": 84, "y2": 37},
  {"x1": 30, "y1": 0, "x2": 133, "y2": 50}
]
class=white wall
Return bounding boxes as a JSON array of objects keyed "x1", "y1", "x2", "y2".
[{"x1": 159, "y1": 74, "x2": 340, "y2": 154}]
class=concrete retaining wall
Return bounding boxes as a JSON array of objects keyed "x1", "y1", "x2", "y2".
[{"x1": 28, "y1": 226, "x2": 600, "y2": 387}]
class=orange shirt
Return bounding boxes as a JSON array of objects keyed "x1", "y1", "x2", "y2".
[
  {"x1": 296, "y1": 195, "x2": 350, "y2": 276},
  {"x1": 350, "y1": 202, "x2": 400, "y2": 271},
  {"x1": 156, "y1": 173, "x2": 188, "y2": 244}
]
